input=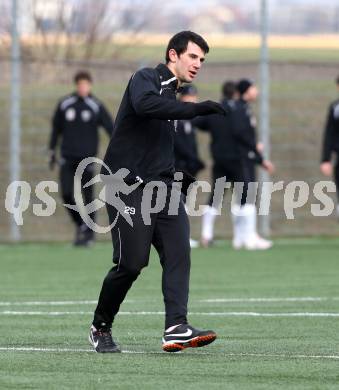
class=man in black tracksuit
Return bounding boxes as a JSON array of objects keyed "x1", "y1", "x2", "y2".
[
  {"x1": 193, "y1": 81, "x2": 239, "y2": 246},
  {"x1": 320, "y1": 75, "x2": 339, "y2": 215},
  {"x1": 196, "y1": 80, "x2": 274, "y2": 249},
  {"x1": 174, "y1": 84, "x2": 205, "y2": 248},
  {"x1": 230, "y1": 79, "x2": 274, "y2": 250},
  {"x1": 174, "y1": 84, "x2": 205, "y2": 178},
  {"x1": 49, "y1": 71, "x2": 114, "y2": 246},
  {"x1": 89, "y1": 31, "x2": 226, "y2": 353}
]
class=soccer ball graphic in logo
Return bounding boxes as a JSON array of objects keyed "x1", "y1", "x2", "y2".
[
  {"x1": 81, "y1": 110, "x2": 92, "y2": 122},
  {"x1": 65, "y1": 108, "x2": 76, "y2": 121}
]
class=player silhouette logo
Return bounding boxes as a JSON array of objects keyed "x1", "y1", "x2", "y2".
[{"x1": 64, "y1": 157, "x2": 141, "y2": 234}]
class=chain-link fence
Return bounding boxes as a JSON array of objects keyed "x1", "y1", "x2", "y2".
[{"x1": 1, "y1": 58, "x2": 338, "y2": 242}]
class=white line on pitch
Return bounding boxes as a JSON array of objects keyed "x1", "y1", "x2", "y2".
[
  {"x1": 200, "y1": 297, "x2": 338, "y2": 303},
  {"x1": 0, "y1": 347, "x2": 93, "y2": 353},
  {"x1": 214, "y1": 238, "x2": 339, "y2": 246},
  {"x1": 1, "y1": 347, "x2": 339, "y2": 360},
  {"x1": 225, "y1": 352, "x2": 339, "y2": 360},
  {"x1": 2, "y1": 311, "x2": 339, "y2": 317},
  {"x1": 0, "y1": 300, "x2": 134, "y2": 307},
  {"x1": 1, "y1": 296, "x2": 339, "y2": 307}
]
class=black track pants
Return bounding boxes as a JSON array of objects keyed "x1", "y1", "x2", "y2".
[
  {"x1": 59, "y1": 157, "x2": 96, "y2": 226},
  {"x1": 93, "y1": 185, "x2": 191, "y2": 330},
  {"x1": 207, "y1": 159, "x2": 256, "y2": 207}
]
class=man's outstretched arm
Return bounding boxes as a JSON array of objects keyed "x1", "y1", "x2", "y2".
[{"x1": 129, "y1": 69, "x2": 226, "y2": 120}]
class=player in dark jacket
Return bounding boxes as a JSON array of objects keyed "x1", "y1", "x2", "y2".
[
  {"x1": 174, "y1": 85, "x2": 205, "y2": 248},
  {"x1": 196, "y1": 79, "x2": 274, "y2": 249},
  {"x1": 49, "y1": 71, "x2": 114, "y2": 246},
  {"x1": 320, "y1": 75, "x2": 339, "y2": 217},
  {"x1": 174, "y1": 84, "x2": 205, "y2": 178},
  {"x1": 194, "y1": 81, "x2": 238, "y2": 246},
  {"x1": 89, "y1": 31, "x2": 226, "y2": 354},
  {"x1": 230, "y1": 79, "x2": 274, "y2": 250}
]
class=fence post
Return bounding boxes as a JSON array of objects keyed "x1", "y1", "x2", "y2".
[
  {"x1": 10, "y1": 0, "x2": 22, "y2": 241},
  {"x1": 259, "y1": 0, "x2": 271, "y2": 237}
]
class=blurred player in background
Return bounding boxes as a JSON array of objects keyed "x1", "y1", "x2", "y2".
[
  {"x1": 174, "y1": 84, "x2": 205, "y2": 248},
  {"x1": 320, "y1": 75, "x2": 339, "y2": 218},
  {"x1": 48, "y1": 71, "x2": 114, "y2": 246},
  {"x1": 231, "y1": 79, "x2": 274, "y2": 250},
  {"x1": 195, "y1": 81, "x2": 238, "y2": 247}
]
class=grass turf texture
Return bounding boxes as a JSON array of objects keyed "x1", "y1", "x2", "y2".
[
  {"x1": 117, "y1": 46, "x2": 339, "y2": 63},
  {"x1": 10, "y1": 44, "x2": 339, "y2": 63},
  {"x1": 1, "y1": 238, "x2": 339, "y2": 389}
]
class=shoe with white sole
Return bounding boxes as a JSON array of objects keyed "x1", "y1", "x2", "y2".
[
  {"x1": 189, "y1": 238, "x2": 199, "y2": 248},
  {"x1": 244, "y1": 235, "x2": 273, "y2": 250},
  {"x1": 162, "y1": 324, "x2": 217, "y2": 352},
  {"x1": 232, "y1": 237, "x2": 244, "y2": 249},
  {"x1": 89, "y1": 325, "x2": 121, "y2": 353}
]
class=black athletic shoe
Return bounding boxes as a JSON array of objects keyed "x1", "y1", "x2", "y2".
[
  {"x1": 89, "y1": 325, "x2": 121, "y2": 353},
  {"x1": 162, "y1": 324, "x2": 217, "y2": 352}
]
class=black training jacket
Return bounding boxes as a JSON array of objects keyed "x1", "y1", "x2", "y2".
[
  {"x1": 49, "y1": 93, "x2": 114, "y2": 159},
  {"x1": 321, "y1": 99, "x2": 339, "y2": 162},
  {"x1": 174, "y1": 119, "x2": 204, "y2": 177},
  {"x1": 193, "y1": 99, "x2": 239, "y2": 164},
  {"x1": 231, "y1": 99, "x2": 263, "y2": 165},
  {"x1": 103, "y1": 64, "x2": 205, "y2": 184}
]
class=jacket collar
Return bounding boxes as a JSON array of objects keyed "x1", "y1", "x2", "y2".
[
  {"x1": 73, "y1": 92, "x2": 93, "y2": 99},
  {"x1": 156, "y1": 63, "x2": 179, "y2": 91}
]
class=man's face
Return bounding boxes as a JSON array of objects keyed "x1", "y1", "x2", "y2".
[
  {"x1": 168, "y1": 41, "x2": 206, "y2": 84},
  {"x1": 76, "y1": 79, "x2": 92, "y2": 97},
  {"x1": 245, "y1": 85, "x2": 259, "y2": 102}
]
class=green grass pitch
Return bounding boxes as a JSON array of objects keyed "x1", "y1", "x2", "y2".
[{"x1": 1, "y1": 238, "x2": 339, "y2": 389}]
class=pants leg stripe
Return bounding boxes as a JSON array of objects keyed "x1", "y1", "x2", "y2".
[{"x1": 117, "y1": 227, "x2": 122, "y2": 271}]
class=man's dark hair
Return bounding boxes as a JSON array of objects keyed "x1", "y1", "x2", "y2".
[
  {"x1": 336, "y1": 75, "x2": 339, "y2": 85},
  {"x1": 74, "y1": 71, "x2": 92, "y2": 84},
  {"x1": 236, "y1": 79, "x2": 253, "y2": 96},
  {"x1": 222, "y1": 81, "x2": 236, "y2": 99},
  {"x1": 165, "y1": 31, "x2": 209, "y2": 64}
]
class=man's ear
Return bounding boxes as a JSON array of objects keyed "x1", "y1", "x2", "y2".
[{"x1": 168, "y1": 48, "x2": 178, "y2": 63}]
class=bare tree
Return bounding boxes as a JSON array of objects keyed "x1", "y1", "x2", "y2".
[
  {"x1": 18, "y1": 0, "x2": 160, "y2": 62},
  {"x1": 29, "y1": 0, "x2": 75, "y2": 60},
  {"x1": 74, "y1": 0, "x2": 161, "y2": 60}
]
